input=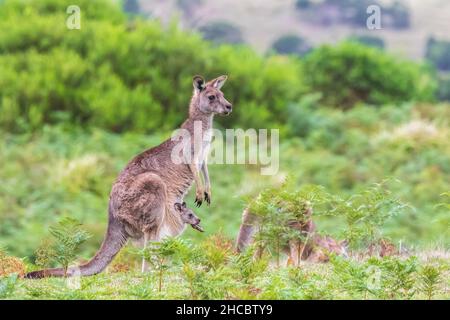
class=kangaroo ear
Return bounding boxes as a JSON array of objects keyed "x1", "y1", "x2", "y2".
[
  {"x1": 174, "y1": 203, "x2": 183, "y2": 212},
  {"x1": 210, "y1": 75, "x2": 228, "y2": 90},
  {"x1": 193, "y1": 75, "x2": 205, "y2": 94},
  {"x1": 182, "y1": 201, "x2": 187, "y2": 208}
]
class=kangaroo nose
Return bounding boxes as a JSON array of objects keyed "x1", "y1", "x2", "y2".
[{"x1": 225, "y1": 104, "x2": 232, "y2": 111}]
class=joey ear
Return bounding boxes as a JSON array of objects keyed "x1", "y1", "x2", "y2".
[
  {"x1": 193, "y1": 75, "x2": 205, "y2": 93},
  {"x1": 174, "y1": 203, "x2": 183, "y2": 212},
  {"x1": 211, "y1": 75, "x2": 228, "y2": 90}
]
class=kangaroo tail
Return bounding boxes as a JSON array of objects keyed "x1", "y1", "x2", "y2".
[{"x1": 26, "y1": 213, "x2": 127, "y2": 279}]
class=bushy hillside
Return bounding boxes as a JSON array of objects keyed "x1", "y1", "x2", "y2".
[
  {"x1": 0, "y1": 0, "x2": 437, "y2": 134},
  {"x1": 140, "y1": 0, "x2": 450, "y2": 60}
]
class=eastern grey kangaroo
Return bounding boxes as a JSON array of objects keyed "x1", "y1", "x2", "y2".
[{"x1": 26, "y1": 75, "x2": 232, "y2": 278}]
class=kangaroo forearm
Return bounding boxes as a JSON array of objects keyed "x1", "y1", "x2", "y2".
[
  {"x1": 190, "y1": 163, "x2": 204, "y2": 190},
  {"x1": 201, "y1": 163, "x2": 210, "y2": 189}
]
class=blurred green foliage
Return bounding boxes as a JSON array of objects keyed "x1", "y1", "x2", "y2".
[
  {"x1": 0, "y1": 0, "x2": 438, "y2": 133},
  {"x1": 1, "y1": 103, "x2": 448, "y2": 259},
  {"x1": 199, "y1": 21, "x2": 244, "y2": 45},
  {"x1": 426, "y1": 37, "x2": 450, "y2": 72},
  {"x1": 295, "y1": 0, "x2": 410, "y2": 30},
  {"x1": 35, "y1": 217, "x2": 91, "y2": 274},
  {"x1": 303, "y1": 42, "x2": 436, "y2": 108},
  {"x1": 270, "y1": 34, "x2": 311, "y2": 56},
  {"x1": 347, "y1": 35, "x2": 385, "y2": 50},
  {"x1": 0, "y1": 0, "x2": 303, "y2": 133},
  {"x1": 437, "y1": 75, "x2": 450, "y2": 102}
]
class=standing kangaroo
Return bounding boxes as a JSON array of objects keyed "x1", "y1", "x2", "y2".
[{"x1": 26, "y1": 75, "x2": 232, "y2": 278}]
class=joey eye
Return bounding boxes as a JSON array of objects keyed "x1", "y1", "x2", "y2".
[
  {"x1": 208, "y1": 95, "x2": 215, "y2": 101},
  {"x1": 189, "y1": 213, "x2": 194, "y2": 218}
]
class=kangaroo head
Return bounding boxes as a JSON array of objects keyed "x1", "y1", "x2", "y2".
[
  {"x1": 174, "y1": 202, "x2": 204, "y2": 232},
  {"x1": 192, "y1": 75, "x2": 232, "y2": 116}
]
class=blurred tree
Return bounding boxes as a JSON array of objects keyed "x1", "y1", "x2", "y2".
[
  {"x1": 343, "y1": 0, "x2": 377, "y2": 27},
  {"x1": 348, "y1": 35, "x2": 385, "y2": 50},
  {"x1": 177, "y1": 0, "x2": 203, "y2": 16},
  {"x1": 0, "y1": 0, "x2": 435, "y2": 133},
  {"x1": 295, "y1": 0, "x2": 311, "y2": 10},
  {"x1": 199, "y1": 21, "x2": 244, "y2": 45},
  {"x1": 299, "y1": 0, "x2": 410, "y2": 30},
  {"x1": 437, "y1": 76, "x2": 450, "y2": 101},
  {"x1": 123, "y1": 0, "x2": 140, "y2": 15},
  {"x1": 271, "y1": 34, "x2": 312, "y2": 56},
  {"x1": 0, "y1": 0, "x2": 306, "y2": 132},
  {"x1": 426, "y1": 37, "x2": 450, "y2": 71},
  {"x1": 303, "y1": 42, "x2": 436, "y2": 108},
  {"x1": 386, "y1": 0, "x2": 410, "y2": 29}
]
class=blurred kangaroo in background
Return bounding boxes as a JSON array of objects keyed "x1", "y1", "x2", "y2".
[
  {"x1": 26, "y1": 75, "x2": 232, "y2": 278},
  {"x1": 236, "y1": 206, "x2": 348, "y2": 265}
]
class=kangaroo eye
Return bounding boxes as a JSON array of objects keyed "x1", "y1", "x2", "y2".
[
  {"x1": 189, "y1": 213, "x2": 194, "y2": 218},
  {"x1": 208, "y1": 95, "x2": 215, "y2": 101}
]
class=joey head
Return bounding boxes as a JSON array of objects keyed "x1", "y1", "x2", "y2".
[{"x1": 174, "y1": 202, "x2": 204, "y2": 232}]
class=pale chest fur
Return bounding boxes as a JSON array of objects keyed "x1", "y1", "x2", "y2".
[{"x1": 196, "y1": 129, "x2": 212, "y2": 169}]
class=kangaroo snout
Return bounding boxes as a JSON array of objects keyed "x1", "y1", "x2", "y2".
[{"x1": 223, "y1": 103, "x2": 232, "y2": 115}]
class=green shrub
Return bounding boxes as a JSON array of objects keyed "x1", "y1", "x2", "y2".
[
  {"x1": 303, "y1": 42, "x2": 437, "y2": 108},
  {"x1": 0, "y1": 0, "x2": 306, "y2": 133},
  {"x1": 426, "y1": 37, "x2": 450, "y2": 72},
  {"x1": 199, "y1": 21, "x2": 244, "y2": 45},
  {"x1": 35, "y1": 217, "x2": 91, "y2": 276},
  {"x1": 348, "y1": 35, "x2": 385, "y2": 49},
  {"x1": 418, "y1": 264, "x2": 442, "y2": 300},
  {"x1": 0, "y1": 0, "x2": 125, "y2": 23},
  {"x1": 437, "y1": 75, "x2": 450, "y2": 101},
  {"x1": 271, "y1": 34, "x2": 311, "y2": 56},
  {"x1": 386, "y1": 0, "x2": 411, "y2": 29},
  {"x1": 298, "y1": 0, "x2": 410, "y2": 30},
  {"x1": 0, "y1": 0, "x2": 437, "y2": 132},
  {"x1": 0, "y1": 274, "x2": 18, "y2": 298},
  {"x1": 328, "y1": 182, "x2": 409, "y2": 249}
]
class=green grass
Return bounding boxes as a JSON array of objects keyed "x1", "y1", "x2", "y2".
[{"x1": 3, "y1": 246, "x2": 449, "y2": 300}]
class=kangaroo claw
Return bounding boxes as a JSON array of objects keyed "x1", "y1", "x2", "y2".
[
  {"x1": 204, "y1": 192, "x2": 211, "y2": 206},
  {"x1": 194, "y1": 198, "x2": 202, "y2": 207}
]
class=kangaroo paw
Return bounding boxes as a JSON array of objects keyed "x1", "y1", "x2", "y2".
[
  {"x1": 194, "y1": 197, "x2": 203, "y2": 207},
  {"x1": 204, "y1": 191, "x2": 211, "y2": 206}
]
